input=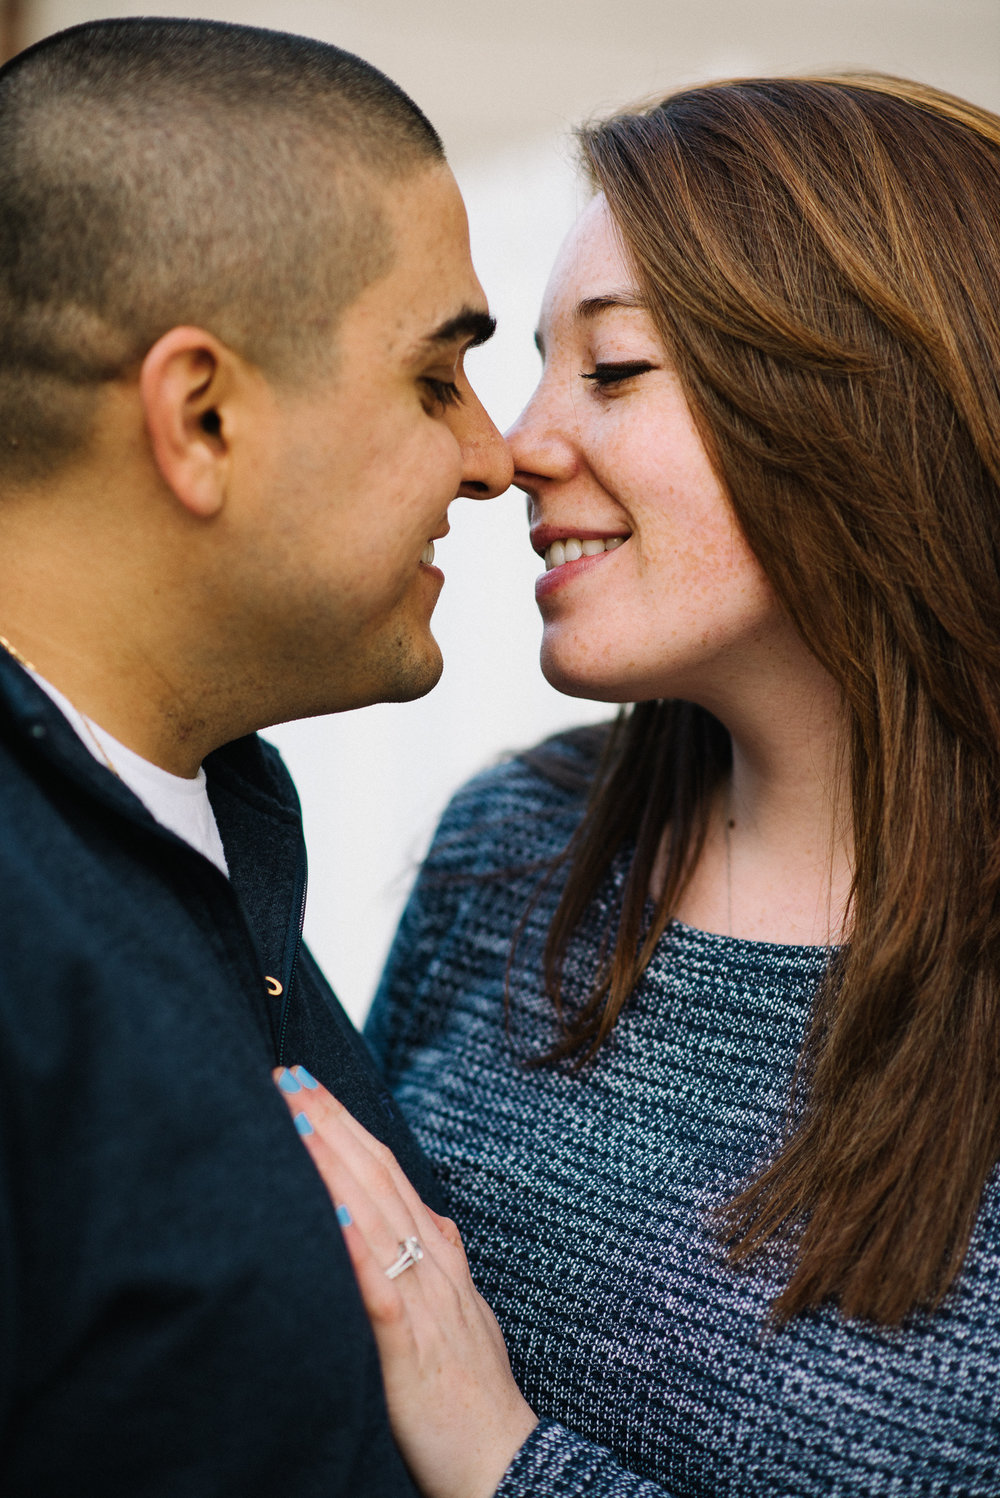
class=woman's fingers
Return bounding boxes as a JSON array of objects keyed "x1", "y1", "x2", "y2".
[
  {"x1": 273, "y1": 1065, "x2": 538, "y2": 1498},
  {"x1": 334, "y1": 1203, "x2": 434, "y2": 1333},
  {"x1": 272, "y1": 1066, "x2": 459, "y2": 1288},
  {"x1": 273, "y1": 1068, "x2": 411, "y2": 1213},
  {"x1": 275, "y1": 1066, "x2": 436, "y2": 1224},
  {"x1": 427, "y1": 1206, "x2": 469, "y2": 1260},
  {"x1": 273, "y1": 1067, "x2": 474, "y2": 1338}
]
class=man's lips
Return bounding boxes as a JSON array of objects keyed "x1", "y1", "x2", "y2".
[{"x1": 419, "y1": 522, "x2": 451, "y2": 569}]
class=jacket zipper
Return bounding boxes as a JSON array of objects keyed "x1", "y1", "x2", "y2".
[{"x1": 276, "y1": 856, "x2": 308, "y2": 1069}]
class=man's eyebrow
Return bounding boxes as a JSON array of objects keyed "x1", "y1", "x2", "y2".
[{"x1": 414, "y1": 307, "x2": 497, "y2": 356}]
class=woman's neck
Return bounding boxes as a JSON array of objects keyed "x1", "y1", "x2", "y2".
[{"x1": 657, "y1": 646, "x2": 852, "y2": 946}]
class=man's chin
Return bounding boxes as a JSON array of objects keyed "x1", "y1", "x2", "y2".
[
  {"x1": 273, "y1": 633, "x2": 444, "y2": 719},
  {"x1": 377, "y1": 645, "x2": 443, "y2": 704},
  {"x1": 348, "y1": 631, "x2": 444, "y2": 708}
]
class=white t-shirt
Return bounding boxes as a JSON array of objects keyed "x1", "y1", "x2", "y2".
[{"x1": 29, "y1": 670, "x2": 229, "y2": 877}]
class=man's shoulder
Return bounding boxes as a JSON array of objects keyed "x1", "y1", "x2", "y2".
[{"x1": 0, "y1": 700, "x2": 112, "y2": 882}]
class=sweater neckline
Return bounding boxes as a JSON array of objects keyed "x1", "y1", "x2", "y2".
[{"x1": 662, "y1": 914, "x2": 838, "y2": 961}]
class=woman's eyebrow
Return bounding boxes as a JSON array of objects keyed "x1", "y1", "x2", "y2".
[
  {"x1": 576, "y1": 292, "x2": 646, "y2": 319},
  {"x1": 534, "y1": 292, "x2": 647, "y2": 355}
]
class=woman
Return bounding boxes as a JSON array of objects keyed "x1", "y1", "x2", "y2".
[{"x1": 277, "y1": 74, "x2": 1000, "y2": 1496}]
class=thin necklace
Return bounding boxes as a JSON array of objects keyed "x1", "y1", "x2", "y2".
[
  {"x1": 724, "y1": 807, "x2": 735, "y2": 937},
  {"x1": 0, "y1": 632, "x2": 120, "y2": 779},
  {"x1": 0, "y1": 632, "x2": 34, "y2": 673},
  {"x1": 74, "y1": 713, "x2": 122, "y2": 780}
]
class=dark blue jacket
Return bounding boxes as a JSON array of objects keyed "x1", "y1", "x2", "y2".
[{"x1": 0, "y1": 650, "x2": 434, "y2": 1496}]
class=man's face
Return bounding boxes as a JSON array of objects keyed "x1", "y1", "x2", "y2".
[{"x1": 224, "y1": 163, "x2": 512, "y2": 720}]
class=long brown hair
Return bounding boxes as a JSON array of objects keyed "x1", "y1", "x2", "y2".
[{"x1": 538, "y1": 74, "x2": 1000, "y2": 1324}]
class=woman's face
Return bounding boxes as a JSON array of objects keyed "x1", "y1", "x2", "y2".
[{"x1": 508, "y1": 195, "x2": 783, "y2": 709}]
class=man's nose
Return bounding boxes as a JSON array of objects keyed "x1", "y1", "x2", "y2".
[{"x1": 457, "y1": 391, "x2": 514, "y2": 500}]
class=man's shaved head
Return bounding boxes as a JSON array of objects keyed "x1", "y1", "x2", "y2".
[{"x1": 0, "y1": 17, "x2": 444, "y2": 479}]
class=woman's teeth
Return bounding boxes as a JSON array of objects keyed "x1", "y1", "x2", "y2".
[
  {"x1": 544, "y1": 536, "x2": 625, "y2": 571},
  {"x1": 421, "y1": 541, "x2": 436, "y2": 565}
]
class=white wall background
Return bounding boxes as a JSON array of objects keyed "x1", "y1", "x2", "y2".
[{"x1": 26, "y1": 0, "x2": 1000, "y2": 1019}]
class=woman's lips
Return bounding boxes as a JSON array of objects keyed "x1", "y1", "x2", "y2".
[
  {"x1": 543, "y1": 535, "x2": 626, "y2": 571},
  {"x1": 534, "y1": 536, "x2": 628, "y2": 600}
]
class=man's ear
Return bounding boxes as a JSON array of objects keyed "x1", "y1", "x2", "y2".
[{"x1": 140, "y1": 327, "x2": 240, "y2": 519}]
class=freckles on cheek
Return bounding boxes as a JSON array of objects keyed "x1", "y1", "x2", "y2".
[
  {"x1": 590, "y1": 421, "x2": 641, "y2": 487},
  {"x1": 639, "y1": 526, "x2": 760, "y2": 642}
]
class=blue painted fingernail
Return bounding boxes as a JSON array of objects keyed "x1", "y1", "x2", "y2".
[
  {"x1": 293, "y1": 1066, "x2": 318, "y2": 1090},
  {"x1": 277, "y1": 1068, "x2": 301, "y2": 1094},
  {"x1": 336, "y1": 1203, "x2": 353, "y2": 1228},
  {"x1": 294, "y1": 1112, "x2": 314, "y2": 1137}
]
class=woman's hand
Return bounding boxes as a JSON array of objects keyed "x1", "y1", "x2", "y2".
[{"x1": 273, "y1": 1065, "x2": 538, "y2": 1498}]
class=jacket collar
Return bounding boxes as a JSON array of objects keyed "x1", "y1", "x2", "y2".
[{"x1": 0, "y1": 645, "x2": 301, "y2": 831}]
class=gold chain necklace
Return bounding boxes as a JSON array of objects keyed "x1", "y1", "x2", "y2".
[
  {"x1": 0, "y1": 632, "x2": 120, "y2": 778},
  {"x1": 0, "y1": 631, "x2": 34, "y2": 673}
]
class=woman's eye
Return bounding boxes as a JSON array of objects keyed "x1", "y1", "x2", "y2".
[
  {"x1": 422, "y1": 376, "x2": 462, "y2": 412},
  {"x1": 580, "y1": 360, "x2": 655, "y2": 389}
]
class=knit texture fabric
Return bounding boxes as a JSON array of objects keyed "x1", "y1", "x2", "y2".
[{"x1": 366, "y1": 739, "x2": 1000, "y2": 1498}]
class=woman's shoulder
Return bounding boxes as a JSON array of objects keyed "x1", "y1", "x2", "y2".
[
  {"x1": 515, "y1": 720, "x2": 612, "y2": 796},
  {"x1": 368, "y1": 723, "x2": 613, "y2": 1073},
  {"x1": 443, "y1": 719, "x2": 611, "y2": 819},
  {"x1": 427, "y1": 721, "x2": 613, "y2": 875}
]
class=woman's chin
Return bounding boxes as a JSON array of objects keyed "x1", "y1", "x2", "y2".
[{"x1": 539, "y1": 652, "x2": 634, "y2": 705}]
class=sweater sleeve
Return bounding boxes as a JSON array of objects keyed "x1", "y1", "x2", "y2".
[{"x1": 496, "y1": 1420, "x2": 679, "y2": 1497}]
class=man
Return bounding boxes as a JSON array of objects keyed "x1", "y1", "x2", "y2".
[{"x1": 0, "y1": 17, "x2": 511, "y2": 1496}]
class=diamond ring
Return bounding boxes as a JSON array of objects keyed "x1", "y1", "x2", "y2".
[{"x1": 384, "y1": 1235, "x2": 424, "y2": 1280}]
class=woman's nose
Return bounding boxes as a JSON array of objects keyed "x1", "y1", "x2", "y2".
[{"x1": 506, "y1": 383, "x2": 575, "y2": 491}]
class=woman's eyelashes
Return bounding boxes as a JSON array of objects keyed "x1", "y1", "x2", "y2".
[{"x1": 580, "y1": 359, "x2": 656, "y2": 390}]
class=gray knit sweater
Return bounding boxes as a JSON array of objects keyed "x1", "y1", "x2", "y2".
[{"x1": 365, "y1": 734, "x2": 1000, "y2": 1497}]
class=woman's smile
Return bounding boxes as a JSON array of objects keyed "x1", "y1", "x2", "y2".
[{"x1": 530, "y1": 525, "x2": 629, "y2": 599}]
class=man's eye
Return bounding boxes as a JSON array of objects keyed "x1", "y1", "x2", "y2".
[
  {"x1": 580, "y1": 361, "x2": 655, "y2": 388},
  {"x1": 422, "y1": 376, "x2": 462, "y2": 411}
]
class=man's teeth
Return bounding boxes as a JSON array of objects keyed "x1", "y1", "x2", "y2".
[
  {"x1": 544, "y1": 536, "x2": 625, "y2": 571},
  {"x1": 421, "y1": 541, "x2": 435, "y2": 565}
]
